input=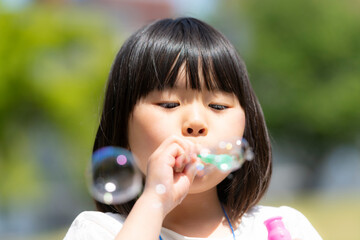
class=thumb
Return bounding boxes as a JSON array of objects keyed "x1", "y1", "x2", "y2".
[{"x1": 183, "y1": 155, "x2": 201, "y2": 183}]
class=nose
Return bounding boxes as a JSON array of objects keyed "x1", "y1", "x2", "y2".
[
  {"x1": 182, "y1": 121, "x2": 208, "y2": 136},
  {"x1": 182, "y1": 108, "x2": 208, "y2": 137}
]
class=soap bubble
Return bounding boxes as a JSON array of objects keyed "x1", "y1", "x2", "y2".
[
  {"x1": 88, "y1": 146, "x2": 142, "y2": 204},
  {"x1": 155, "y1": 184, "x2": 166, "y2": 195},
  {"x1": 198, "y1": 137, "x2": 253, "y2": 172},
  {"x1": 196, "y1": 162, "x2": 205, "y2": 171}
]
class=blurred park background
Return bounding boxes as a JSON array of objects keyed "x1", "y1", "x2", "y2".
[{"x1": 0, "y1": 0, "x2": 359, "y2": 239}]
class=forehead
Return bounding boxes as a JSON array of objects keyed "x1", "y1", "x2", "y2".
[
  {"x1": 162, "y1": 63, "x2": 223, "y2": 92},
  {"x1": 173, "y1": 64, "x2": 203, "y2": 88}
]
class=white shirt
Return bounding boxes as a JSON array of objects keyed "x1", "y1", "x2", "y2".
[{"x1": 63, "y1": 205, "x2": 322, "y2": 240}]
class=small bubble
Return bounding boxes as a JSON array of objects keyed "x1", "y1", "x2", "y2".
[
  {"x1": 227, "y1": 173, "x2": 234, "y2": 179},
  {"x1": 155, "y1": 184, "x2": 166, "y2": 195},
  {"x1": 104, "y1": 182, "x2": 117, "y2": 192},
  {"x1": 226, "y1": 143, "x2": 232, "y2": 150},
  {"x1": 244, "y1": 150, "x2": 254, "y2": 161},
  {"x1": 220, "y1": 163, "x2": 230, "y2": 171},
  {"x1": 103, "y1": 192, "x2": 113, "y2": 204},
  {"x1": 196, "y1": 163, "x2": 205, "y2": 171},
  {"x1": 219, "y1": 141, "x2": 226, "y2": 149},
  {"x1": 117, "y1": 155, "x2": 127, "y2": 165},
  {"x1": 152, "y1": 202, "x2": 163, "y2": 208},
  {"x1": 200, "y1": 148, "x2": 210, "y2": 158},
  {"x1": 236, "y1": 139, "x2": 242, "y2": 146}
]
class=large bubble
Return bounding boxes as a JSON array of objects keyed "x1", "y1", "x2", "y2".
[{"x1": 88, "y1": 146, "x2": 142, "y2": 205}]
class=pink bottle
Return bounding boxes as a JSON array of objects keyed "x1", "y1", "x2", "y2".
[{"x1": 264, "y1": 216, "x2": 291, "y2": 240}]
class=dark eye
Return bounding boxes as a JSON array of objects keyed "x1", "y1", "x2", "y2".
[
  {"x1": 209, "y1": 104, "x2": 228, "y2": 110},
  {"x1": 157, "y1": 102, "x2": 180, "y2": 109}
]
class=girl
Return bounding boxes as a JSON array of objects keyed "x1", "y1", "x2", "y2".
[{"x1": 64, "y1": 17, "x2": 322, "y2": 240}]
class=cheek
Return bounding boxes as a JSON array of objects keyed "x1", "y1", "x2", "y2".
[
  {"x1": 217, "y1": 111, "x2": 246, "y2": 138},
  {"x1": 128, "y1": 119, "x2": 155, "y2": 173},
  {"x1": 236, "y1": 112, "x2": 246, "y2": 136},
  {"x1": 128, "y1": 108, "x2": 174, "y2": 173}
]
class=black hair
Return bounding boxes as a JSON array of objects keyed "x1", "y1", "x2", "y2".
[{"x1": 93, "y1": 17, "x2": 272, "y2": 222}]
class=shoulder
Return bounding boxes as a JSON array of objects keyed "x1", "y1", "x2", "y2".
[
  {"x1": 238, "y1": 205, "x2": 322, "y2": 240},
  {"x1": 63, "y1": 211, "x2": 125, "y2": 240},
  {"x1": 245, "y1": 205, "x2": 307, "y2": 220}
]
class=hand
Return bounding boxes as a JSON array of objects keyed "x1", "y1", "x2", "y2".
[{"x1": 141, "y1": 136, "x2": 199, "y2": 217}]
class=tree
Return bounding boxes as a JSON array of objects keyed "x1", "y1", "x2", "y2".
[
  {"x1": 0, "y1": 5, "x2": 122, "y2": 218},
  {"x1": 212, "y1": 0, "x2": 360, "y2": 186}
]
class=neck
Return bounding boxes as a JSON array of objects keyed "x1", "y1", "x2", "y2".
[{"x1": 163, "y1": 187, "x2": 231, "y2": 238}]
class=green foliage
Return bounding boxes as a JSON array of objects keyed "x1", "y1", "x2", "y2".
[
  {"x1": 0, "y1": 5, "x2": 122, "y2": 204},
  {"x1": 217, "y1": 0, "x2": 360, "y2": 151}
]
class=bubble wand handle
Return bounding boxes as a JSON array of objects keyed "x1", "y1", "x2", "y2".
[{"x1": 264, "y1": 216, "x2": 291, "y2": 240}]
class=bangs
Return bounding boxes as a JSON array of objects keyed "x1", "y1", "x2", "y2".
[
  {"x1": 128, "y1": 18, "x2": 243, "y2": 102},
  {"x1": 162, "y1": 54, "x2": 237, "y2": 93}
]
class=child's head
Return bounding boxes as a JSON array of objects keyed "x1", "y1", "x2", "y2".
[{"x1": 93, "y1": 17, "x2": 272, "y2": 221}]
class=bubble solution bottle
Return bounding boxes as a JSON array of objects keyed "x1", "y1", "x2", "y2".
[{"x1": 264, "y1": 216, "x2": 291, "y2": 240}]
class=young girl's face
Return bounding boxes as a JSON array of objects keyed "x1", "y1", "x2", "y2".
[{"x1": 128, "y1": 69, "x2": 246, "y2": 194}]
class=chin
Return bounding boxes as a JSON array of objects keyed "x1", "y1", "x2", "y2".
[{"x1": 188, "y1": 172, "x2": 228, "y2": 194}]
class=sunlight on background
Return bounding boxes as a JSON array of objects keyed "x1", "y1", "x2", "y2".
[{"x1": 0, "y1": 0, "x2": 359, "y2": 239}]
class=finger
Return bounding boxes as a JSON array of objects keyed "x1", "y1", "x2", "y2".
[
  {"x1": 148, "y1": 142, "x2": 184, "y2": 175},
  {"x1": 183, "y1": 158, "x2": 198, "y2": 183},
  {"x1": 151, "y1": 136, "x2": 198, "y2": 172},
  {"x1": 173, "y1": 137, "x2": 192, "y2": 162},
  {"x1": 165, "y1": 136, "x2": 197, "y2": 160},
  {"x1": 174, "y1": 155, "x2": 186, "y2": 172},
  {"x1": 164, "y1": 142, "x2": 186, "y2": 167},
  {"x1": 174, "y1": 141, "x2": 199, "y2": 172},
  {"x1": 172, "y1": 162, "x2": 197, "y2": 202}
]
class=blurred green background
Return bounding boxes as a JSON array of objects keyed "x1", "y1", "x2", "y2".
[{"x1": 0, "y1": 0, "x2": 359, "y2": 239}]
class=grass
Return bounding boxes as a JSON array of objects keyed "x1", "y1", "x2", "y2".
[
  {"x1": 3, "y1": 228, "x2": 68, "y2": 240},
  {"x1": 262, "y1": 193, "x2": 360, "y2": 240}
]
